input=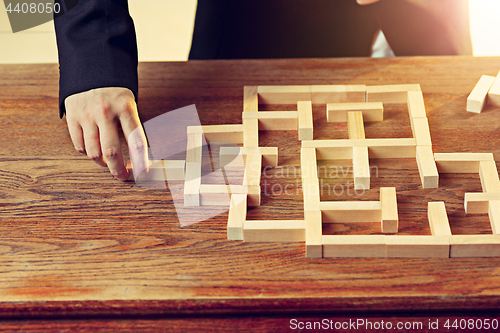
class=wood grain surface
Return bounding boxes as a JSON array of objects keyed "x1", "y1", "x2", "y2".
[{"x1": 1, "y1": 57, "x2": 500, "y2": 324}]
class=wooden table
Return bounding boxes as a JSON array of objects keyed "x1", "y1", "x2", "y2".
[{"x1": 1, "y1": 56, "x2": 500, "y2": 331}]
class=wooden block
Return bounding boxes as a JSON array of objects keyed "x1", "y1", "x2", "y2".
[
  {"x1": 302, "y1": 177, "x2": 320, "y2": 212},
  {"x1": 162, "y1": 160, "x2": 185, "y2": 181},
  {"x1": 303, "y1": 138, "x2": 417, "y2": 159},
  {"x1": 366, "y1": 138, "x2": 418, "y2": 153},
  {"x1": 127, "y1": 159, "x2": 164, "y2": 182},
  {"x1": 184, "y1": 131, "x2": 204, "y2": 206},
  {"x1": 488, "y1": 71, "x2": 500, "y2": 107},
  {"x1": 242, "y1": 111, "x2": 298, "y2": 131},
  {"x1": 320, "y1": 201, "x2": 381, "y2": 223},
  {"x1": 243, "y1": 220, "x2": 305, "y2": 242},
  {"x1": 450, "y1": 235, "x2": 500, "y2": 257},
  {"x1": 416, "y1": 146, "x2": 439, "y2": 189},
  {"x1": 322, "y1": 235, "x2": 386, "y2": 258},
  {"x1": 367, "y1": 140, "x2": 417, "y2": 159},
  {"x1": 231, "y1": 185, "x2": 262, "y2": 204},
  {"x1": 219, "y1": 147, "x2": 244, "y2": 169},
  {"x1": 239, "y1": 186, "x2": 261, "y2": 207},
  {"x1": 407, "y1": 90, "x2": 427, "y2": 119},
  {"x1": 257, "y1": 85, "x2": 311, "y2": 104},
  {"x1": 220, "y1": 147, "x2": 278, "y2": 168},
  {"x1": 256, "y1": 147, "x2": 279, "y2": 167},
  {"x1": 186, "y1": 132, "x2": 203, "y2": 164},
  {"x1": 434, "y1": 153, "x2": 494, "y2": 173},
  {"x1": 386, "y1": 236, "x2": 449, "y2": 258},
  {"x1": 243, "y1": 154, "x2": 262, "y2": 187},
  {"x1": 311, "y1": 85, "x2": 366, "y2": 104},
  {"x1": 227, "y1": 194, "x2": 247, "y2": 240},
  {"x1": 352, "y1": 146, "x2": 370, "y2": 190},
  {"x1": 327, "y1": 102, "x2": 383, "y2": 122},
  {"x1": 131, "y1": 160, "x2": 163, "y2": 181},
  {"x1": 465, "y1": 193, "x2": 500, "y2": 214},
  {"x1": 428, "y1": 202, "x2": 452, "y2": 236},
  {"x1": 184, "y1": 162, "x2": 201, "y2": 206},
  {"x1": 199, "y1": 188, "x2": 232, "y2": 207},
  {"x1": 380, "y1": 187, "x2": 398, "y2": 234},
  {"x1": 366, "y1": 84, "x2": 421, "y2": 104},
  {"x1": 200, "y1": 184, "x2": 260, "y2": 207},
  {"x1": 305, "y1": 211, "x2": 322, "y2": 258},
  {"x1": 297, "y1": 101, "x2": 313, "y2": 140},
  {"x1": 309, "y1": 145, "x2": 353, "y2": 160},
  {"x1": 347, "y1": 111, "x2": 365, "y2": 140},
  {"x1": 244, "y1": 86, "x2": 258, "y2": 112},
  {"x1": 488, "y1": 201, "x2": 500, "y2": 234},
  {"x1": 300, "y1": 148, "x2": 318, "y2": 179},
  {"x1": 467, "y1": 75, "x2": 496, "y2": 113},
  {"x1": 187, "y1": 125, "x2": 243, "y2": 144},
  {"x1": 479, "y1": 160, "x2": 500, "y2": 193},
  {"x1": 243, "y1": 118, "x2": 259, "y2": 148},
  {"x1": 411, "y1": 118, "x2": 433, "y2": 146}
]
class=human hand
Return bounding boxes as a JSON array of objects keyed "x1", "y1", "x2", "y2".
[
  {"x1": 65, "y1": 87, "x2": 148, "y2": 181},
  {"x1": 356, "y1": 0, "x2": 381, "y2": 5}
]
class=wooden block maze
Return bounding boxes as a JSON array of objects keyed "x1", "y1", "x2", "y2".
[{"x1": 131, "y1": 83, "x2": 500, "y2": 258}]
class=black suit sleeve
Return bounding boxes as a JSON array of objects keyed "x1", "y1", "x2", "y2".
[{"x1": 54, "y1": 0, "x2": 138, "y2": 118}]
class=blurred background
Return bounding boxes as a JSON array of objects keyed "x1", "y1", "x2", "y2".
[{"x1": 0, "y1": 0, "x2": 499, "y2": 64}]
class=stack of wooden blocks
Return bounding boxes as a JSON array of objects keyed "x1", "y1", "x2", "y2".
[
  {"x1": 129, "y1": 81, "x2": 500, "y2": 258},
  {"x1": 467, "y1": 70, "x2": 500, "y2": 113}
]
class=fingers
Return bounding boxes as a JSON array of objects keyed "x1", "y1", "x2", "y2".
[
  {"x1": 66, "y1": 100, "x2": 106, "y2": 167},
  {"x1": 66, "y1": 117, "x2": 86, "y2": 155},
  {"x1": 82, "y1": 122, "x2": 107, "y2": 168},
  {"x1": 99, "y1": 119, "x2": 129, "y2": 181},
  {"x1": 119, "y1": 102, "x2": 149, "y2": 180},
  {"x1": 65, "y1": 87, "x2": 141, "y2": 181}
]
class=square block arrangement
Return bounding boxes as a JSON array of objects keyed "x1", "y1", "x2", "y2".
[{"x1": 130, "y1": 84, "x2": 500, "y2": 258}]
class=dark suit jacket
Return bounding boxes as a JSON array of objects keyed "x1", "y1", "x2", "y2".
[
  {"x1": 54, "y1": 0, "x2": 138, "y2": 118},
  {"x1": 54, "y1": 0, "x2": 472, "y2": 117}
]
